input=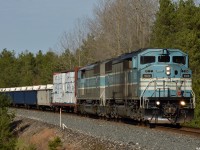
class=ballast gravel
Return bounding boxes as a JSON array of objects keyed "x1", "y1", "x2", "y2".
[{"x1": 11, "y1": 108, "x2": 200, "y2": 150}]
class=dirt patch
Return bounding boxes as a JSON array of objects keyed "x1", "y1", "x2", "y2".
[
  {"x1": 30, "y1": 128, "x2": 55, "y2": 149},
  {"x1": 13, "y1": 116, "x2": 137, "y2": 150},
  {"x1": 13, "y1": 117, "x2": 62, "y2": 150}
]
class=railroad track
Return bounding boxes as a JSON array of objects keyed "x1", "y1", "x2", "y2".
[
  {"x1": 10, "y1": 107, "x2": 200, "y2": 138},
  {"x1": 154, "y1": 125, "x2": 200, "y2": 137},
  {"x1": 68, "y1": 112, "x2": 200, "y2": 138},
  {"x1": 78, "y1": 115, "x2": 200, "y2": 137}
]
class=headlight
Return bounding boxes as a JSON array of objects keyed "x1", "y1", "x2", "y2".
[
  {"x1": 166, "y1": 66, "x2": 171, "y2": 75},
  {"x1": 166, "y1": 66, "x2": 170, "y2": 71},
  {"x1": 180, "y1": 101, "x2": 186, "y2": 106},
  {"x1": 156, "y1": 101, "x2": 160, "y2": 105}
]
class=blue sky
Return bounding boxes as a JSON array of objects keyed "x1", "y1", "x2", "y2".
[{"x1": 0, "y1": 0, "x2": 98, "y2": 54}]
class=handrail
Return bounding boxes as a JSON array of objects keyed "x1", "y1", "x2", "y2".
[
  {"x1": 191, "y1": 90, "x2": 196, "y2": 108},
  {"x1": 151, "y1": 87, "x2": 169, "y2": 97},
  {"x1": 100, "y1": 89, "x2": 105, "y2": 106},
  {"x1": 140, "y1": 80, "x2": 155, "y2": 108}
]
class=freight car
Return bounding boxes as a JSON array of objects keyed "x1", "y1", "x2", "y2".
[
  {"x1": 51, "y1": 70, "x2": 78, "y2": 112},
  {"x1": 37, "y1": 85, "x2": 53, "y2": 110},
  {"x1": 77, "y1": 48, "x2": 195, "y2": 124},
  {"x1": 0, "y1": 84, "x2": 53, "y2": 109}
]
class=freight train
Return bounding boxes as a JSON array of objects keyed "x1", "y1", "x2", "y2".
[{"x1": 0, "y1": 48, "x2": 195, "y2": 124}]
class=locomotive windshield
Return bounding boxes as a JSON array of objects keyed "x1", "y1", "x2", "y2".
[
  {"x1": 140, "y1": 56, "x2": 155, "y2": 64},
  {"x1": 140, "y1": 55, "x2": 186, "y2": 65},
  {"x1": 158, "y1": 55, "x2": 170, "y2": 62},
  {"x1": 173, "y1": 56, "x2": 185, "y2": 64}
]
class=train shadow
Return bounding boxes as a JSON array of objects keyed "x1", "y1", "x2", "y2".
[
  {"x1": 117, "y1": 118, "x2": 182, "y2": 128},
  {"x1": 155, "y1": 123, "x2": 182, "y2": 129},
  {"x1": 11, "y1": 119, "x2": 30, "y2": 135},
  {"x1": 121, "y1": 118, "x2": 141, "y2": 126}
]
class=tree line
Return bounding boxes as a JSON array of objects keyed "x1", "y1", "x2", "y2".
[{"x1": 0, "y1": 49, "x2": 80, "y2": 88}]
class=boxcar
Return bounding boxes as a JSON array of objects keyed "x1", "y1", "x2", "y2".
[{"x1": 52, "y1": 70, "x2": 78, "y2": 112}]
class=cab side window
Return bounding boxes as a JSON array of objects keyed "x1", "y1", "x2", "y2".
[
  {"x1": 140, "y1": 56, "x2": 155, "y2": 64},
  {"x1": 173, "y1": 56, "x2": 185, "y2": 64}
]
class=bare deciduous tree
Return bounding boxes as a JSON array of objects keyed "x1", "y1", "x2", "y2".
[
  {"x1": 58, "y1": 0, "x2": 159, "y2": 65},
  {"x1": 87, "y1": 0, "x2": 158, "y2": 60},
  {"x1": 59, "y1": 18, "x2": 89, "y2": 66}
]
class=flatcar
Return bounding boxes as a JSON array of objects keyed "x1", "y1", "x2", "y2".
[{"x1": 77, "y1": 48, "x2": 195, "y2": 124}]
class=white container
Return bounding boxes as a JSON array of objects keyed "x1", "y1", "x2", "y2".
[
  {"x1": 33, "y1": 85, "x2": 40, "y2": 90},
  {"x1": 26, "y1": 86, "x2": 33, "y2": 91},
  {"x1": 5, "y1": 88, "x2": 10, "y2": 92},
  {"x1": 15, "y1": 87, "x2": 21, "y2": 91},
  {"x1": 39, "y1": 85, "x2": 47, "y2": 90},
  {"x1": 53, "y1": 72, "x2": 76, "y2": 104},
  {"x1": 10, "y1": 87, "x2": 16, "y2": 91},
  {"x1": 21, "y1": 86, "x2": 27, "y2": 91},
  {"x1": 47, "y1": 84, "x2": 53, "y2": 90}
]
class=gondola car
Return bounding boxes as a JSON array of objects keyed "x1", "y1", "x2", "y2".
[
  {"x1": 0, "y1": 85, "x2": 53, "y2": 109},
  {"x1": 77, "y1": 48, "x2": 195, "y2": 124}
]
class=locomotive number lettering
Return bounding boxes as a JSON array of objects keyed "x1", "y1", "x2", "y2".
[
  {"x1": 143, "y1": 74, "x2": 152, "y2": 78},
  {"x1": 182, "y1": 74, "x2": 190, "y2": 78}
]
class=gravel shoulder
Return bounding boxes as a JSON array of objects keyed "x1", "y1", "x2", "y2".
[
  {"x1": 11, "y1": 108, "x2": 200, "y2": 150},
  {"x1": 13, "y1": 116, "x2": 138, "y2": 150}
]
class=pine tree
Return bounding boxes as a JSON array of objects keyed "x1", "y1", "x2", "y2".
[
  {"x1": 150, "y1": 0, "x2": 176, "y2": 48},
  {"x1": 0, "y1": 49, "x2": 19, "y2": 87},
  {"x1": 35, "y1": 50, "x2": 58, "y2": 84},
  {"x1": 0, "y1": 94, "x2": 16, "y2": 149},
  {"x1": 17, "y1": 51, "x2": 36, "y2": 86}
]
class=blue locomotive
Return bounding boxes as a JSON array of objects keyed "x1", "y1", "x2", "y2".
[{"x1": 77, "y1": 48, "x2": 195, "y2": 124}]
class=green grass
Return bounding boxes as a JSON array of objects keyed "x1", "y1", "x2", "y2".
[
  {"x1": 48, "y1": 136, "x2": 62, "y2": 150},
  {"x1": 15, "y1": 139, "x2": 36, "y2": 150}
]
